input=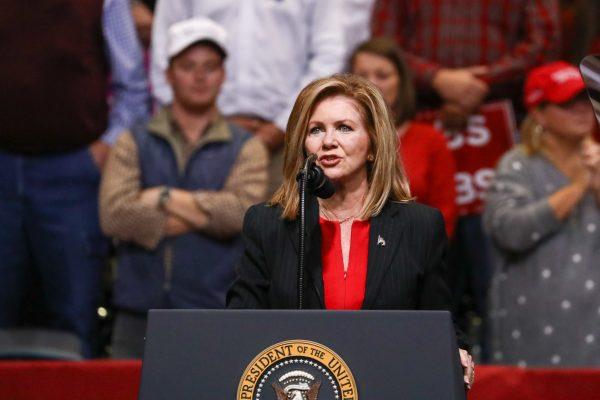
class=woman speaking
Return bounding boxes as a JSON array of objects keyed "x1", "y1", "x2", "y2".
[{"x1": 227, "y1": 74, "x2": 474, "y2": 388}]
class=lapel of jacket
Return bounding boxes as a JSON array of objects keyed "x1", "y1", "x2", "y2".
[
  {"x1": 362, "y1": 202, "x2": 403, "y2": 309},
  {"x1": 285, "y1": 195, "x2": 325, "y2": 308}
]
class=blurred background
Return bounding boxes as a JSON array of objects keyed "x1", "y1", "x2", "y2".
[{"x1": 0, "y1": 0, "x2": 598, "y2": 368}]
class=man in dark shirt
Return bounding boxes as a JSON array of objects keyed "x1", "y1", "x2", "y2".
[{"x1": 0, "y1": 0, "x2": 149, "y2": 357}]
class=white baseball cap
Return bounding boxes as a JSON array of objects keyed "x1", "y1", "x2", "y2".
[{"x1": 167, "y1": 17, "x2": 228, "y2": 61}]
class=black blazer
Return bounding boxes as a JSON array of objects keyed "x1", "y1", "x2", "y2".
[{"x1": 227, "y1": 198, "x2": 468, "y2": 349}]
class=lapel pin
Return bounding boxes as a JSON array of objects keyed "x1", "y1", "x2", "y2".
[{"x1": 377, "y1": 235, "x2": 386, "y2": 247}]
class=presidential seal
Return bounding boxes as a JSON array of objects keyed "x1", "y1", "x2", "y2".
[{"x1": 237, "y1": 340, "x2": 358, "y2": 400}]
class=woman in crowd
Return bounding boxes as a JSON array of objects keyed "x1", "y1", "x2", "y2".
[
  {"x1": 227, "y1": 74, "x2": 474, "y2": 388},
  {"x1": 484, "y1": 61, "x2": 600, "y2": 366},
  {"x1": 349, "y1": 38, "x2": 457, "y2": 238}
]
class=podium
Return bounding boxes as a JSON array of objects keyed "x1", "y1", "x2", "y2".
[{"x1": 138, "y1": 309, "x2": 466, "y2": 399}]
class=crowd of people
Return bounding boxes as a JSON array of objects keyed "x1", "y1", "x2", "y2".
[{"x1": 0, "y1": 0, "x2": 599, "y2": 367}]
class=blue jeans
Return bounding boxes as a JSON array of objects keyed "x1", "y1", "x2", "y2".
[{"x1": 0, "y1": 148, "x2": 109, "y2": 357}]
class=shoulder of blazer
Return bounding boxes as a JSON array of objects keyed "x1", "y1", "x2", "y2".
[
  {"x1": 384, "y1": 201, "x2": 442, "y2": 224},
  {"x1": 381, "y1": 201, "x2": 446, "y2": 275},
  {"x1": 243, "y1": 202, "x2": 290, "y2": 242},
  {"x1": 384, "y1": 201, "x2": 445, "y2": 239},
  {"x1": 245, "y1": 202, "x2": 282, "y2": 221}
]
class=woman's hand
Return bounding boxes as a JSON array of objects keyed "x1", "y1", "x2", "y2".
[
  {"x1": 459, "y1": 348, "x2": 475, "y2": 391},
  {"x1": 582, "y1": 140, "x2": 600, "y2": 195}
]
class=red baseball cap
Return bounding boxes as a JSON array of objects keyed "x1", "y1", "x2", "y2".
[{"x1": 524, "y1": 61, "x2": 586, "y2": 109}]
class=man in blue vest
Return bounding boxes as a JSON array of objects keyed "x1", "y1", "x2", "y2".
[{"x1": 99, "y1": 17, "x2": 269, "y2": 358}]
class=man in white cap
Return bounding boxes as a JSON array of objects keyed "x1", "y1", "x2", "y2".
[
  {"x1": 150, "y1": 1, "x2": 371, "y2": 194},
  {"x1": 99, "y1": 17, "x2": 268, "y2": 358}
]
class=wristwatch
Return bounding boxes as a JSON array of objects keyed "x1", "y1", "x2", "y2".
[{"x1": 158, "y1": 186, "x2": 171, "y2": 209}]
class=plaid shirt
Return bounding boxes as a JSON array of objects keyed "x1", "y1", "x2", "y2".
[{"x1": 372, "y1": 0, "x2": 561, "y2": 87}]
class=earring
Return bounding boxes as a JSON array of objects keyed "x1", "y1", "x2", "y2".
[
  {"x1": 534, "y1": 124, "x2": 544, "y2": 135},
  {"x1": 367, "y1": 154, "x2": 375, "y2": 162}
]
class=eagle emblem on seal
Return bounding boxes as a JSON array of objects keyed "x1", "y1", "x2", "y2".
[{"x1": 272, "y1": 370, "x2": 322, "y2": 400}]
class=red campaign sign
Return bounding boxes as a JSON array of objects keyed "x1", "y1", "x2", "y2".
[{"x1": 416, "y1": 100, "x2": 518, "y2": 216}]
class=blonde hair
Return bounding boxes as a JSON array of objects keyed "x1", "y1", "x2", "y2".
[
  {"x1": 270, "y1": 74, "x2": 412, "y2": 220},
  {"x1": 519, "y1": 114, "x2": 544, "y2": 155}
]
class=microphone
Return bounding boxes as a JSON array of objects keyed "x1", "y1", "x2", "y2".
[
  {"x1": 298, "y1": 154, "x2": 335, "y2": 199},
  {"x1": 296, "y1": 154, "x2": 335, "y2": 309}
]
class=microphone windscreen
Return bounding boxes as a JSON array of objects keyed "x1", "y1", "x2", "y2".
[
  {"x1": 307, "y1": 164, "x2": 335, "y2": 199},
  {"x1": 313, "y1": 176, "x2": 335, "y2": 199}
]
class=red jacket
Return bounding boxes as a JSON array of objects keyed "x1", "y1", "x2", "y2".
[{"x1": 399, "y1": 122, "x2": 457, "y2": 237}]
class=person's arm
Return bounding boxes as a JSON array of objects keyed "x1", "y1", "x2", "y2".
[
  {"x1": 226, "y1": 206, "x2": 272, "y2": 308},
  {"x1": 483, "y1": 152, "x2": 565, "y2": 253},
  {"x1": 99, "y1": 132, "x2": 167, "y2": 249},
  {"x1": 371, "y1": 0, "x2": 488, "y2": 110},
  {"x1": 272, "y1": 0, "x2": 346, "y2": 131},
  {"x1": 482, "y1": 0, "x2": 561, "y2": 85},
  {"x1": 101, "y1": 0, "x2": 150, "y2": 145},
  {"x1": 150, "y1": 0, "x2": 190, "y2": 105},
  {"x1": 547, "y1": 177, "x2": 591, "y2": 220},
  {"x1": 371, "y1": 0, "x2": 443, "y2": 85},
  {"x1": 582, "y1": 139, "x2": 600, "y2": 205},
  {"x1": 131, "y1": 0, "x2": 154, "y2": 48},
  {"x1": 425, "y1": 131, "x2": 458, "y2": 238},
  {"x1": 192, "y1": 137, "x2": 269, "y2": 238},
  {"x1": 431, "y1": 69, "x2": 490, "y2": 113},
  {"x1": 143, "y1": 137, "x2": 268, "y2": 237}
]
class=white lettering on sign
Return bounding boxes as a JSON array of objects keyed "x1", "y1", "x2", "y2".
[
  {"x1": 455, "y1": 169, "x2": 495, "y2": 205},
  {"x1": 551, "y1": 68, "x2": 580, "y2": 83},
  {"x1": 446, "y1": 115, "x2": 491, "y2": 150}
]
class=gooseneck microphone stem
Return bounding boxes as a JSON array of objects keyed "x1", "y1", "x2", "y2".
[
  {"x1": 296, "y1": 154, "x2": 335, "y2": 310},
  {"x1": 296, "y1": 155, "x2": 314, "y2": 310}
]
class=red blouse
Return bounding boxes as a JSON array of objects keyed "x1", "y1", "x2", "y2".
[{"x1": 319, "y1": 218, "x2": 370, "y2": 310}]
